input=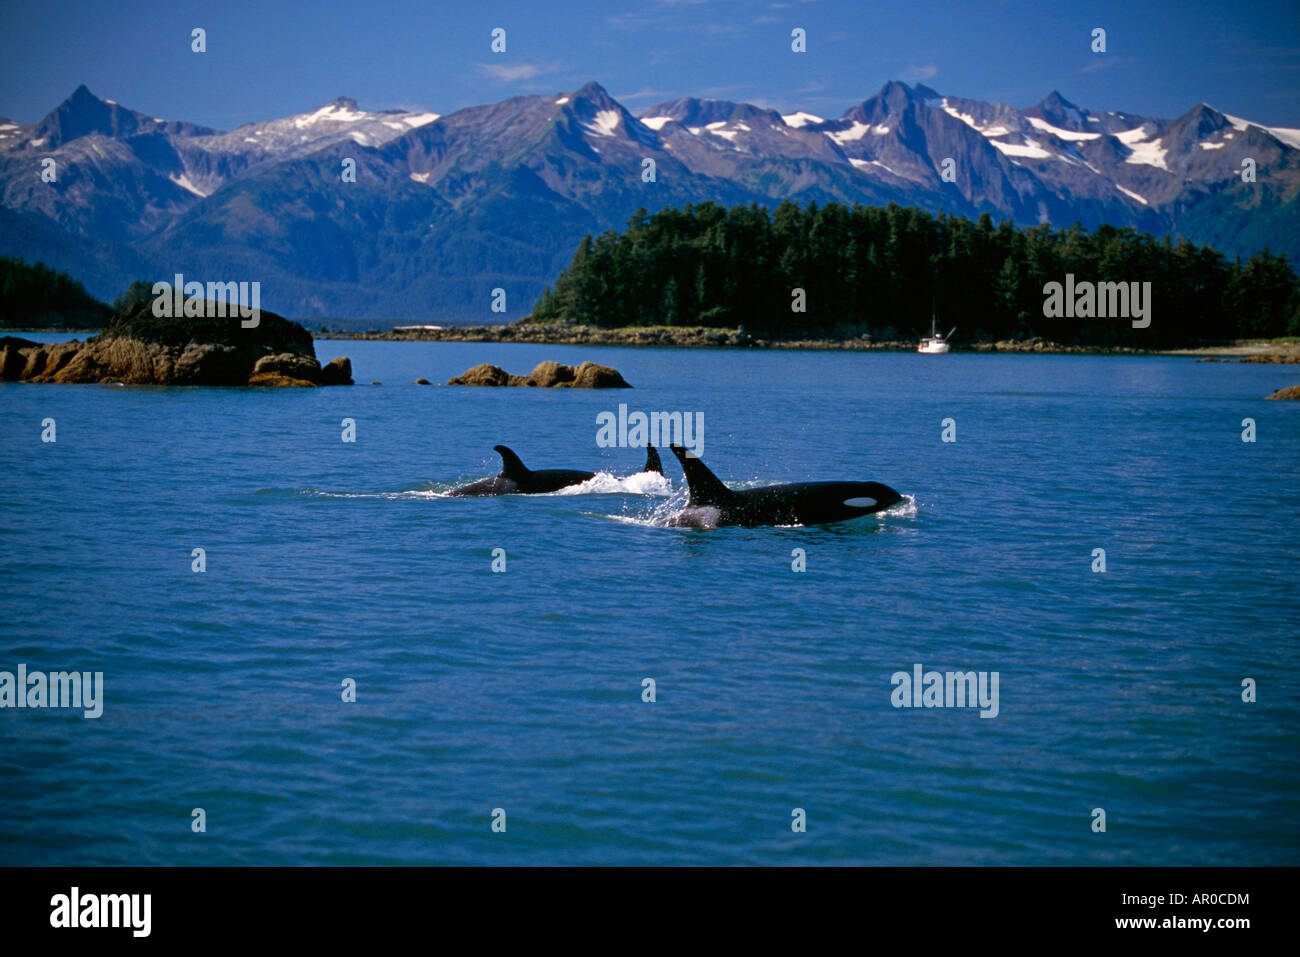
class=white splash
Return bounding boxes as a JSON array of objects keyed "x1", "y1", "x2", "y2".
[
  {"x1": 552, "y1": 470, "x2": 673, "y2": 496},
  {"x1": 885, "y1": 494, "x2": 917, "y2": 518}
]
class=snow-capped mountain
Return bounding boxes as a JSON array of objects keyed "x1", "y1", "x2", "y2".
[
  {"x1": 0, "y1": 85, "x2": 439, "y2": 240},
  {"x1": 0, "y1": 81, "x2": 1295, "y2": 319}
]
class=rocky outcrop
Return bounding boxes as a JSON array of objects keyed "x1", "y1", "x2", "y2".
[
  {"x1": 1239, "y1": 354, "x2": 1300, "y2": 364},
  {"x1": 525, "y1": 360, "x2": 574, "y2": 387},
  {"x1": 247, "y1": 352, "x2": 322, "y2": 387},
  {"x1": 569, "y1": 361, "x2": 629, "y2": 388},
  {"x1": 446, "y1": 360, "x2": 630, "y2": 388},
  {"x1": 446, "y1": 363, "x2": 514, "y2": 386},
  {"x1": 0, "y1": 300, "x2": 353, "y2": 386},
  {"x1": 1266, "y1": 385, "x2": 1300, "y2": 399},
  {"x1": 319, "y1": 357, "x2": 352, "y2": 385}
]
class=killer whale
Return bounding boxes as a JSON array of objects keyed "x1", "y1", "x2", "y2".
[
  {"x1": 666, "y1": 444, "x2": 903, "y2": 528},
  {"x1": 447, "y1": 445, "x2": 664, "y2": 497}
]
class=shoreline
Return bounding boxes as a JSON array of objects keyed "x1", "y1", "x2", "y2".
[
  {"x1": 313, "y1": 324, "x2": 1300, "y2": 360},
  {"x1": 8, "y1": 325, "x2": 1297, "y2": 361}
]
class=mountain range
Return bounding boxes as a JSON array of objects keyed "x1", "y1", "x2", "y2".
[{"x1": 1, "y1": 81, "x2": 1297, "y2": 320}]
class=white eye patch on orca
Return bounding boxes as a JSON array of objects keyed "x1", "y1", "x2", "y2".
[{"x1": 842, "y1": 496, "x2": 878, "y2": 508}]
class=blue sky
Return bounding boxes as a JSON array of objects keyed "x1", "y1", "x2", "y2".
[{"x1": 1, "y1": 0, "x2": 1297, "y2": 128}]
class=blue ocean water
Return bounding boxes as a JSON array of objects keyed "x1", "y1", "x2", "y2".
[{"x1": 1, "y1": 338, "x2": 1297, "y2": 865}]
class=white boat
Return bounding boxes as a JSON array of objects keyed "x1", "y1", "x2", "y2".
[{"x1": 918, "y1": 315, "x2": 955, "y2": 354}]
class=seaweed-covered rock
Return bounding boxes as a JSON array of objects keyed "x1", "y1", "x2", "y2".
[
  {"x1": 320, "y1": 357, "x2": 353, "y2": 385},
  {"x1": 252, "y1": 352, "x2": 321, "y2": 380},
  {"x1": 526, "y1": 360, "x2": 575, "y2": 387},
  {"x1": 446, "y1": 363, "x2": 511, "y2": 386},
  {"x1": 570, "y1": 361, "x2": 630, "y2": 388},
  {"x1": 446, "y1": 360, "x2": 631, "y2": 388}
]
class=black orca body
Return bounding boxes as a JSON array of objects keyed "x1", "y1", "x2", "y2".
[
  {"x1": 448, "y1": 445, "x2": 664, "y2": 497},
  {"x1": 666, "y1": 444, "x2": 902, "y2": 528}
]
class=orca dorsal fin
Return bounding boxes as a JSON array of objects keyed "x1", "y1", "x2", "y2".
[
  {"x1": 669, "y1": 445, "x2": 734, "y2": 507},
  {"x1": 493, "y1": 445, "x2": 531, "y2": 480},
  {"x1": 643, "y1": 445, "x2": 664, "y2": 476}
]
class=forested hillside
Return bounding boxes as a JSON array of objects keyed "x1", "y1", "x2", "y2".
[
  {"x1": 530, "y1": 202, "x2": 1300, "y2": 346},
  {"x1": 0, "y1": 257, "x2": 112, "y2": 330}
]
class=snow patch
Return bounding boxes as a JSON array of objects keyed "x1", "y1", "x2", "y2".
[
  {"x1": 169, "y1": 173, "x2": 211, "y2": 197},
  {"x1": 940, "y1": 101, "x2": 1012, "y2": 137},
  {"x1": 555, "y1": 96, "x2": 570, "y2": 105},
  {"x1": 782, "y1": 111, "x2": 823, "y2": 128},
  {"x1": 1199, "y1": 140, "x2": 1226, "y2": 150},
  {"x1": 582, "y1": 109, "x2": 621, "y2": 137},
  {"x1": 409, "y1": 171, "x2": 432, "y2": 184},
  {"x1": 1268, "y1": 126, "x2": 1300, "y2": 149},
  {"x1": 989, "y1": 137, "x2": 1052, "y2": 159},
  {"x1": 1117, "y1": 129, "x2": 1169, "y2": 170},
  {"x1": 294, "y1": 103, "x2": 369, "y2": 129},
  {"x1": 381, "y1": 113, "x2": 439, "y2": 132},
  {"x1": 1216, "y1": 108, "x2": 1300, "y2": 146},
  {"x1": 703, "y1": 121, "x2": 742, "y2": 143},
  {"x1": 1116, "y1": 126, "x2": 1155, "y2": 144},
  {"x1": 826, "y1": 121, "x2": 871, "y2": 144},
  {"x1": 851, "y1": 157, "x2": 900, "y2": 176},
  {"x1": 1115, "y1": 184, "x2": 1149, "y2": 205},
  {"x1": 640, "y1": 116, "x2": 672, "y2": 131},
  {"x1": 1027, "y1": 117, "x2": 1101, "y2": 141}
]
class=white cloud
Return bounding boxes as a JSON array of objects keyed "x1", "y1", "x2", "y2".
[
  {"x1": 616, "y1": 87, "x2": 673, "y2": 104},
  {"x1": 902, "y1": 63, "x2": 939, "y2": 83},
  {"x1": 474, "y1": 62, "x2": 566, "y2": 83}
]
